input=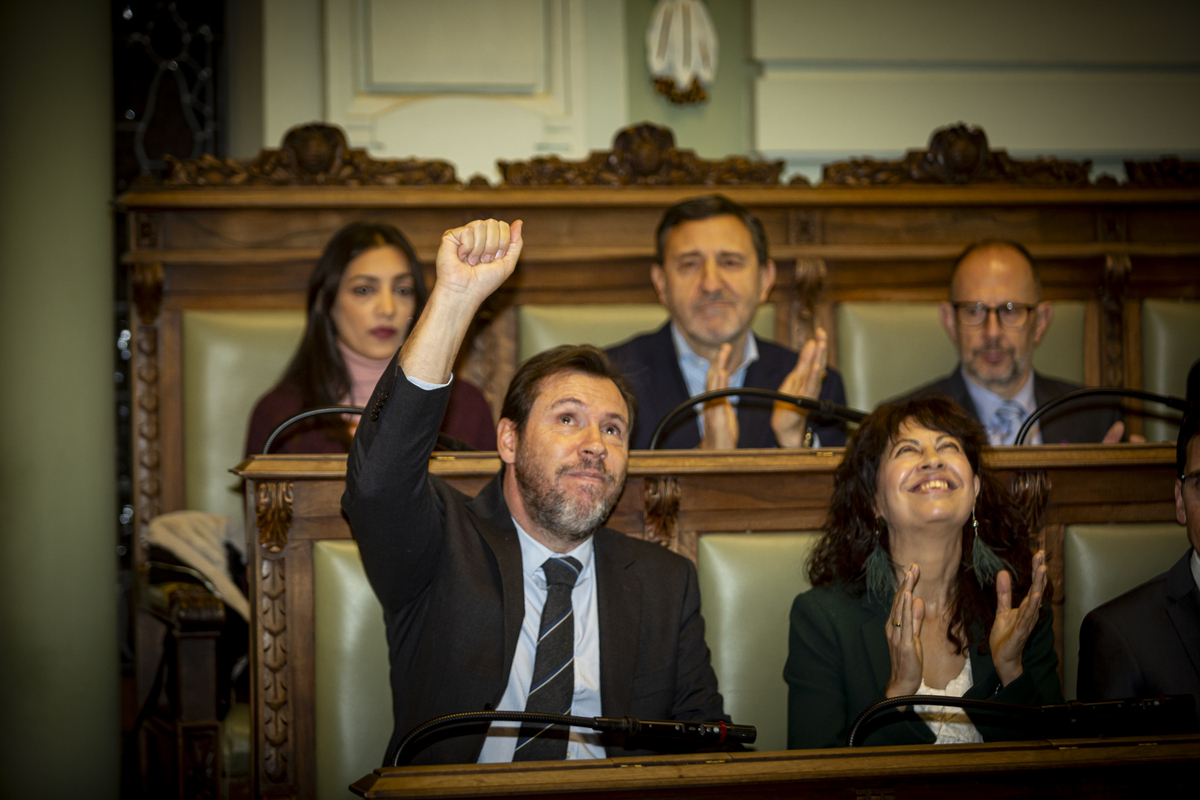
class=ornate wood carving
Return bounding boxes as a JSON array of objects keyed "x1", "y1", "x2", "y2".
[
  {"x1": 259, "y1": 555, "x2": 290, "y2": 786},
  {"x1": 499, "y1": 123, "x2": 783, "y2": 186},
  {"x1": 132, "y1": 262, "x2": 164, "y2": 532},
  {"x1": 255, "y1": 481, "x2": 294, "y2": 554},
  {"x1": 791, "y1": 257, "x2": 827, "y2": 347},
  {"x1": 822, "y1": 123, "x2": 1092, "y2": 187},
  {"x1": 1011, "y1": 470, "x2": 1051, "y2": 536},
  {"x1": 642, "y1": 476, "x2": 681, "y2": 546},
  {"x1": 1101, "y1": 253, "x2": 1132, "y2": 387},
  {"x1": 180, "y1": 723, "x2": 221, "y2": 800},
  {"x1": 1123, "y1": 157, "x2": 1200, "y2": 188},
  {"x1": 156, "y1": 123, "x2": 458, "y2": 187}
]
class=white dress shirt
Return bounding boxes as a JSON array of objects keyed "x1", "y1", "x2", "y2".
[{"x1": 476, "y1": 523, "x2": 605, "y2": 762}]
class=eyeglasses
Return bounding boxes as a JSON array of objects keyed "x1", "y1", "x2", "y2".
[{"x1": 951, "y1": 301, "x2": 1038, "y2": 329}]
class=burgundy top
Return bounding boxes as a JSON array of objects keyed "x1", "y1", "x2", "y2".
[{"x1": 245, "y1": 376, "x2": 497, "y2": 456}]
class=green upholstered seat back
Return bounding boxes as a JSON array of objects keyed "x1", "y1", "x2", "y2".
[
  {"x1": 181, "y1": 310, "x2": 306, "y2": 519},
  {"x1": 1062, "y1": 522, "x2": 1189, "y2": 700},
  {"x1": 1141, "y1": 299, "x2": 1200, "y2": 443},
  {"x1": 836, "y1": 301, "x2": 1086, "y2": 411},
  {"x1": 696, "y1": 532, "x2": 820, "y2": 752},
  {"x1": 518, "y1": 304, "x2": 776, "y2": 363},
  {"x1": 313, "y1": 540, "x2": 391, "y2": 800}
]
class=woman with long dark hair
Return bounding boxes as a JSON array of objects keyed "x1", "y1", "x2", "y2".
[
  {"x1": 786, "y1": 395, "x2": 1060, "y2": 748},
  {"x1": 245, "y1": 221, "x2": 495, "y2": 455}
]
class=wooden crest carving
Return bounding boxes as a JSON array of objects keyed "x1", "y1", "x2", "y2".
[
  {"x1": 822, "y1": 123, "x2": 1092, "y2": 187},
  {"x1": 1123, "y1": 157, "x2": 1200, "y2": 188},
  {"x1": 499, "y1": 123, "x2": 783, "y2": 186},
  {"x1": 642, "y1": 476, "x2": 681, "y2": 545},
  {"x1": 157, "y1": 123, "x2": 458, "y2": 187},
  {"x1": 255, "y1": 482, "x2": 294, "y2": 554}
]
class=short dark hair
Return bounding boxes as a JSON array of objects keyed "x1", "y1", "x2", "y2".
[
  {"x1": 654, "y1": 194, "x2": 770, "y2": 267},
  {"x1": 1178, "y1": 404, "x2": 1200, "y2": 479},
  {"x1": 951, "y1": 240, "x2": 1041, "y2": 299},
  {"x1": 807, "y1": 395, "x2": 1038, "y2": 655},
  {"x1": 500, "y1": 345, "x2": 638, "y2": 435}
]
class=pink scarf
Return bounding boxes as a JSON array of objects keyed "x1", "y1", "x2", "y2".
[{"x1": 337, "y1": 341, "x2": 393, "y2": 408}]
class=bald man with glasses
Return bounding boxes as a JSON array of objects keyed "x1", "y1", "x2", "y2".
[{"x1": 897, "y1": 241, "x2": 1130, "y2": 445}]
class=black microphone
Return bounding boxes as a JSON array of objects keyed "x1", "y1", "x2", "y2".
[
  {"x1": 846, "y1": 694, "x2": 1195, "y2": 747},
  {"x1": 647, "y1": 387, "x2": 868, "y2": 450},
  {"x1": 261, "y1": 406, "x2": 475, "y2": 454},
  {"x1": 1015, "y1": 387, "x2": 1189, "y2": 445},
  {"x1": 388, "y1": 711, "x2": 755, "y2": 766}
]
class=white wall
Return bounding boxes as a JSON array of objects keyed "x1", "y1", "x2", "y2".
[{"x1": 752, "y1": 0, "x2": 1200, "y2": 182}]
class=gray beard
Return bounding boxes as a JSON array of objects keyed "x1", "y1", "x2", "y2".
[
  {"x1": 513, "y1": 450, "x2": 623, "y2": 544},
  {"x1": 963, "y1": 340, "x2": 1031, "y2": 393}
]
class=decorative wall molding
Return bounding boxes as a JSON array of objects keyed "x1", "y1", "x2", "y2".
[
  {"x1": 157, "y1": 123, "x2": 457, "y2": 186},
  {"x1": 499, "y1": 123, "x2": 784, "y2": 186},
  {"x1": 132, "y1": 261, "x2": 164, "y2": 534},
  {"x1": 821, "y1": 124, "x2": 1092, "y2": 187}
]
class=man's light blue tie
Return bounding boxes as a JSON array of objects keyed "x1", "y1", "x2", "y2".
[
  {"x1": 513, "y1": 556, "x2": 582, "y2": 761},
  {"x1": 990, "y1": 400, "x2": 1027, "y2": 446}
]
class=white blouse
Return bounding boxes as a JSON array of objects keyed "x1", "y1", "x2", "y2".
[{"x1": 914, "y1": 658, "x2": 984, "y2": 744}]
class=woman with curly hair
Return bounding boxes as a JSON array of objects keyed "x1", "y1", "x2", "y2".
[
  {"x1": 246, "y1": 221, "x2": 495, "y2": 456},
  {"x1": 785, "y1": 395, "x2": 1060, "y2": 748}
]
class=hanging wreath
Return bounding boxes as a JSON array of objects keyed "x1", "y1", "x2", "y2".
[{"x1": 646, "y1": 0, "x2": 718, "y2": 105}]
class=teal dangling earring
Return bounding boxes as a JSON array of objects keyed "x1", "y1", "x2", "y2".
[
  {"x1": 865, "y1": 517, "x2": 896, "y2": 602},
  {"x1": 969, "y1": 506, "x2": 1010, "y2": 585}
]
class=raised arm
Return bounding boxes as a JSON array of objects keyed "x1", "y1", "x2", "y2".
[{"x1": 343, "y1": 219, "x2": 523, "y2": 611}]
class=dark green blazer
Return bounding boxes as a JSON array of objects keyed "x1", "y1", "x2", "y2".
[{"x1": 785, "y1": 582, "x2": 1063, "y2": 749}]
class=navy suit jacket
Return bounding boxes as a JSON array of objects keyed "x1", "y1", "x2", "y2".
[
  {"x1": 342, "y1": 361, "x2": 729, "y2": 765},
  {"x1": 1078, "y1": 550, "x2": 1200, "y2": 730},
  {"x1": 897, "y1": 367, "x2": 1121, "y2": 444},
  {"x1": 607, "y1": 324, "x2": 848, "y2": 450}
]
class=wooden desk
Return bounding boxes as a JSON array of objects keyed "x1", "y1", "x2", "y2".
[
  {"x1": 351, "y1": 735, "x2": 1200, "y2": 799},
  {"x1": 236, "y1": 444, "x2": 1178, "y2": 800}
]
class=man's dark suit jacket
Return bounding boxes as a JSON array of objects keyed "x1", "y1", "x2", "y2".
[
  {"x1": 342, "y1": 362, "x2": 729, "y2": 765},
  {"x1": 898, "y1": 367, "x2": 1120, "y2": 444},
  {"x1": 606, "y1": 324, "x2": 848, "y2": 450},
  {"x1": 1077, "y1": 549, "x2": 1200, "y2": 730},
  {"x1": 785, "y1": 583, "x2": 1062, "y2": 748}
]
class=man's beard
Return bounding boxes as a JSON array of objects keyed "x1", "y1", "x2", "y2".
[
  {"x1": 963, "y1": 337, "x2": 1029, "y2": 392},
  {"x1": 514, "y1": 448, "x2": 624, "y2": 544}
]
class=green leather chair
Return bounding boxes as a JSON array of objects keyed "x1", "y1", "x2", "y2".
[
  {"x1": 517, "y1": 303, "x2": 776, "y2": 363},
  {"x1": 1141, "y1": 299, "x2": 1200, "y2": 443},
  {"x1": 182, "y1": 309, "x2": 306, "y2": 519},
  {"x1": 696, "y1": 532, "x2": 820, "y2": 752},
  {"x1": 1062, "y1": 522, "x2": 1190, "y2": 700},
  {"x1": 313, "y1": 541, "x2": 391, "y2": 800},
  {"x1": 836, "y1": 301, "x2": 1086, "y2": 412}
]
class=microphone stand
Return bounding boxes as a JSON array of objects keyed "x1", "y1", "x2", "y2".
[
  {"x1": 846, "y1": 694, "x2": 1196, "y2": 747},
  {"x1": 389, "y1": 711, "x2": 756, "y2": 766},
  {"x1": 1014, "y1": 388, "x2": 1189, "y2": 446},
  {"x1": 647, "y1": 388, "x2": 868, "y2": 450},
  {"x1": 261, "y1": 406, "x2": 475, "y2": 454}
]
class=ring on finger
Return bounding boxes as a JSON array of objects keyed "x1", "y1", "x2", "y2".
[{"x1": 892, "y1": 620, "x2": 901, "y2": 628}]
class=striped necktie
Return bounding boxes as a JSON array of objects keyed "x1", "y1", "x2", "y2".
[
  {"x1": 513, "y1": 556, "x2": 582, "y2": 761},
  {"x1": 990, "y1": 399, "x2": 1027, "y2": 446}
]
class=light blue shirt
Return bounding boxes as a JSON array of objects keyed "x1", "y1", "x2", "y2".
[
  {"x1": 671, "y1": 323, "x2": 759, "y2": 440},
  {"x1": 962, "y1": 368, "x2": 1042, "y2": 446},
  {"x1": 406, "y1": 372, "x2": 605, "y2": 761},
  {"x1": 476, "y1": 522, "x2": 604, "y2": 762}
]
